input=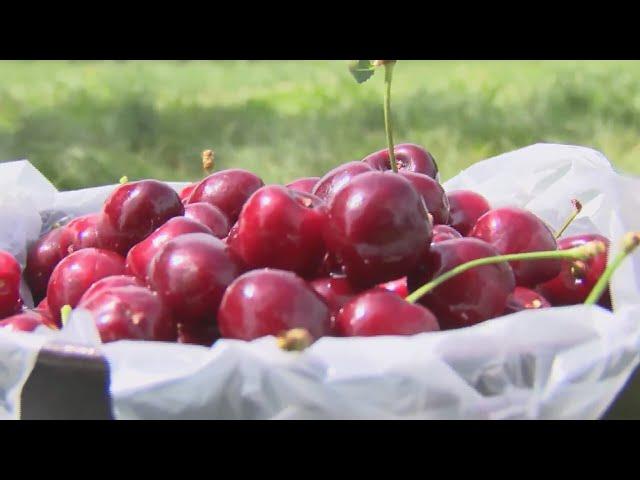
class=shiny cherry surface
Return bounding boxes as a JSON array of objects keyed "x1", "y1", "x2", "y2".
[
  {"x1": 184, "y1": 202, "x2": 230, "y2": 239},
  {"x1": 25, "y1": 226, "x2": 74, "y2": 302},
  {"x1": 375, "y1": 277, "x2": 409, "y2": 298},
  {"x1": 446, "y1": 190, "x2": 491, "y2": 236},
  {"x1": 309, "y1": 275, "x2": 357, "y2": 317},
  {"x1": 504, "y1": 286, "x2": 551, "y2": 314},
  {"x1": 0, "y1": 309, "x2": 55, "y2": 332},
  {"x1": 286, "y1": 177, "x2": 320, "y2": 194},
  {"x1": 311, "y1": 161, "x2": 373, "y2": 202},
  {"x1": 399, "y1": 171, "x2": 450, "y2": 225},
  {"x1": 0, "y1": 250, "x2": 23, "y2": 319},
  {"x1": 431, "y1": 224, "x2": 463, "y2": 243},
  {"x1": 362, "y1": 144, "x2": 439, "y2": 179}
]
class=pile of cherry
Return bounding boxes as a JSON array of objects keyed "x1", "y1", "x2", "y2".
[{"x1": 0, "y1": 144, "x2": 611, "y2": 347}]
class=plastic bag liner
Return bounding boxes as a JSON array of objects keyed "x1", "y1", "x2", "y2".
[{"x1": 1, "y1": 143, "x2": 639, "y2": 419}]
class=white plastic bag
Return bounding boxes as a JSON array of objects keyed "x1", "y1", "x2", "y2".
[{"x1": 0, "y1": 143, "x2": 639, "y2": 419}]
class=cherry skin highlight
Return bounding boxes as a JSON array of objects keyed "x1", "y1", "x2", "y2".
[
  {"x1": 0, "y1": 310, "x2": 56, "y2": 332},
  {"x1": 180, "y1": 183, "x2": 197, "y2": 204},
  {"x1": 309, "y1": 275, "x2": 358, "y2": 318},
  {"x1": 446, "y1": 190, "x2": 491, "y2": 236},
  {"x1": 336, "y1": 290, "x2": 439, "y2": 337},
  {"x1": 399, "y1": 172, "x2": 450, "y2": 225},
  {"x1": 311, "y1": 161, "x2": 374, "y2": 202},
  {"x1": 504, "y1": 287, "x2": 552, "y2": 315},
  {"x1": 184, "y1": 202, "x2": 230, "y2": 239},
  {"x1": 228, "y1": 186, "x2": 328, "y2": 278},
  {"x1": 25, "y1": 226, "x2": 74, "y2": 303},
  {"x1": 375, "y1": 277, "x2": 409, "y2": 298},
  {"x1": 0, "y1": 250, "x2": 23, "y2": 320},
  {"x1": 470, "y1": 207, "x2": 561, "y2": 287},
  {"x1": 323, "y1": 171, "x2": 432, "y2": 289},
  {"x1": 78, "y1": 275, "x2": 144, "y2": 305},
  {"x1": 286, "y1": 177, "x2": 320, "y2": 194},
  {"x1": 218, "y1": 269, "x2": 331, "y2": 341},
  {"x1": 407, "y1": 238, "x2": 516, "y2": 330},
  {"x1": 431, "y1": 224, "x2": 463, "y2": 243},
  {"x1": 362, "y1": 143, "x2": 439, "y2": 179}
]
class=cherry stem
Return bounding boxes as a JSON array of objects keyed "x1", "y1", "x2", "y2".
[
  {"x1": 119, "y1": 176, "x2": 129, "y2": 184},
  {"x1": 202, "y1": 149, "x2": 215, "y2": 176},
  {"x1": 382, "y1": 62, "x2": 398, "y2": 173},
  {"x1": 60, "y1": 304, "x2": 72, "y2": 327},
  {"x1": 276, "y1": 328, "x2": 313, "y2": 352},
  {"x1": 584, "y1": 232, "x2": 640, "y2": 306},
  {"x1": 554, "y1": 199, "x2": 583, "y2": 239},
  {"x1": 405, "y1": 240, "x2": 606, "y2": 304}
]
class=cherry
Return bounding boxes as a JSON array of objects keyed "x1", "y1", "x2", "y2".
[
  {"x1": 177, "y1": 322, "x2": 220, "y2": 347},
  {"x1": 336, "y1": 290, "x2": 439, "y2": 337},
  {"x1": 47, "y1": 248, "x2": 126, "y2": 326},
  {"x1": 286, "y1": 177, "x2": 320, "y2": 194},
  {"x1": 431, "y1": 224, "x2": 463, "y2": 243},
  {"x1": 180, "y1": 183, "x2": 197, "y2": 204},
  {"x1": 78, "y1": 275, "x2": 144, "y2": 304},
  {"x1": 64, "y1": 213, "x2": 126, "y2": 256},
  {"x1": 446, "y1": 190, "x2": 491, "y2": 236},
  {"x1": 323, "y1": 171, "x2": 432, "y2": 289},
  {"x1": 537, "y1": 233, "x2": 611, "y2": 307},
  {"x1": 315, "y1": 252, "x2": 345, "y2": 277},
  {"x1": 25, "y1": 226, "x2": 74, "y2": 303},
  {"x1": 126, "y1": 216, "x2": 213, "y2": 282},
  {"x1": 311, "y1": 161, "x2": 374, "y2": 202},
  {"x1": 147, "y1": 233, "x2": 242, "y2": 328},
  {"x1": 227, "y1": 186, "x2": 328, "y2": 278},
  {"x1": 77, "y1": 284, "x2": 176, "y2": 343},
  {"x1": 407, "y1": 238, "x2": 515, "y2": 330},
  {"x1": 362, "y1": 144, "x2": 439, "y2": 179},
  {"x1": 504, "y1": 287, "x2": 551, "y2": 315},
  {"x1": 34, "y1": 298, "x2": 57, "y2": 329},
  {"x1": 375, "y1": 277, "x2": 409, "y2": 298},
  {"x1": 218, "y1": 269, "x2": 331, "y2": 341},
  {"x1": 102, "y1": 179, "x2": 185, "y2": 252},
  {"x1": 0, "y1": 250, "x2": 23, "y2": 319},
  {"x1": 399, "y1": 172, "x2": 450, "y2": 225},
  {"x1": 309, "y1": 275, "x2": 357, "y2": 318},
  {"x1": 187, "y1": 169, "x2": 264, "y2": 224},
  {"x1": 184, "y1": 202, "x2": 230, "y2": 239},
  {"x1": 470, "y1": 207, "x2": 561, "y2": 287},
  {"x1": 0, "y1": 310, "x2": 55, "y2": 333}
]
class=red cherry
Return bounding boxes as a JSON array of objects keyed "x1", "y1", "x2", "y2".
[
  {"x1": 78, "y1": 275, "x2": 144, "y2": 304},
  {"x1": 431, "y1": 224, "x2": 463, "y2": 243},
  {"x1": 407, "y1": 238, "x2": 515, "y2": 330},
  {"x1": 315, "y1": 252, "x2": 345, "y2": 277},
  {"x1": 34, "y1": 297, "x2": 57, "y2": 329},
  {"x1": 446, "y1": 190, "x2": 491, "y2": 236},
  {"x1": 187, "y1": 169, "x2": 264, "y2": 224},
  {"x1": 228, "y1": 186, "x2": 328, "y2": 278},
  {"x1": 102, "y1": 179, "x2": 185, "y2": 251},
  {"x1": 177, "y1": 323, "x2": 220, "y2": 347},
  {"x1": 180, "y1": 183, "x2": 197, "y2": 204},
  {"x1": 47, "y1": 248, "x2": 126, "y2": 326},
  {"x1": 25, "y1": 227, "x2": 74, "y2": 303},
  {"x1": 336, "y1": 290, "x2": 439, "y2": 337},
  {"x1": 309, "y1": 275, "x2": 357, "y2": 318},
  {"x1": 0, "y1": 250, "x2": 23, "y2": 319},
  {"x1": 375, "y1": 277, "x2": 409, "y2": 298},
  {"x1": 537, "y1": 233, "x2": 611, "y2": 307},
  {"x1": 399, "y1": 172, "x2": 450, "y2": 225},
  {"x1": 323, "y1": 171, "x2": 432, "y2": 289},
  {"x1": 77, "y1": 284, "x2": 176, "y2": 343},
  {"x1": 0, "y1": 310, "x2": 55, "y2": 333},
  {"x1": 184, "y1": 202, "x2": 230, "y2": 239},
  {"x1": 125, "y1": 216, "x2": 213, "y2": 282},
  {"x1": 362, "y1": 144, "x2": 439, "y2": 179},
  {"x1": 311, "y1": 161, "x2": 374, "y2": 202},
  {"x1": 286, "y1": 177, "x2": 320, "y2": 194},
  {"x1": 147, "y1": 233, "x2": 242, "y2": 328},
  {"x1": 504, "y1": 287, "x2": 551, "y2": 314},
  {"x1": 470, "y1": 207, "x2": 561, "y2": 287},
  {"x1": 65, "y1": 213, "x2": 126, "y2": 255},
  {"x1": 218, "y1": 269, "x2": 331, "y2": 341}
]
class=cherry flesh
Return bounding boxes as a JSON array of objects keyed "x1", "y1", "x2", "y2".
[
  {"x1": 399, "y1": 171, "x2": 450, "y2": 225},
  {"x1": 286, "y1": 177, "x2": 320, "y2": 194},
  {"x1": 470, "y1": 207, "x2": 561, "y2": 288},
  {"x1": 311, "y1": 161, "x2": 374, "y2": 202},
  {"x1": 25, "y1": 226, "x2": 74, "y2": 303},
  {"x1": 218, "y1": 269, "x2": 331, "y2": 341},
  {"x1": 0, "y1": 250, "x2": 23, "y2": 319},
  {"x1": 504, "y1": 286, "x2": 552, "y2": 315},
  {"x1": 184, "y1": 202, "x2": 230, "y2": 239},
  {"x1": 187, "y1": 169, "x2": 264, "y2": 224},
  {"x1": 407, "y1": 238, "x2": 515, "y2": 330},
  {"x1": 336, "y1": 290, "x2": 439, "y2": 337},
  {"x1": 323, "y1": 171, "x2": 432, "y2": 289},
  {"x1": 431, "y1": 224, "x2": 463, "y2": 243},
  {"x1": 362, "y1": 143, "x2": 439, "y2": 179},
  {"x1": 228, "y1": 186, "x2": 328, "y2": 278},
  {"x1": 446, "y1": 190, "x2": 491, "y2": 236}
]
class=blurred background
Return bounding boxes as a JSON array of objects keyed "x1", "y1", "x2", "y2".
[{"x1": 0, "y1": 60, "x2": 638, "y2": 189}]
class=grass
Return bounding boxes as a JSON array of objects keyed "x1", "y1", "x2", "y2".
[{"x1": 0, "y1": 60, "x2": 639, "y2": 190}]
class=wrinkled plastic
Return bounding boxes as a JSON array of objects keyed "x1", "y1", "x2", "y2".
[{"x1": 0, "y1": 143, "x2": 639, "y2": 419}]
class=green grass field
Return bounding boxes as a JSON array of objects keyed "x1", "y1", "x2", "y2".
[{"x1": 0, "y1": 60, "x2": 639, "y2": 190}]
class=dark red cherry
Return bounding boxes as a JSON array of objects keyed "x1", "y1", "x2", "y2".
[
  {"x1": 0, "y1": 250, "x2": 23, "y2": 320},
  {"x1": 315, "y1": 252, "x2": 345, "y2": 277},
  {"x1": 286, "y1": 177, "x2": 320, "y2": 194},
  {"x1": 504, "y1": 287, "x2": 551, "y2": 315},
  {"x1": 177, "y1": 323, "x2": 220, "y2": 347},
  {"x1": 311, "y1": 161, "x2": 374, "y2": 202},
  {"x1": 362, "y1": 144, "x2": 439, "y2": 179},
  {"x1": 323, "y1": 171, "x2": 432, "y2": 289},
  {"x1": 77, "y1": 284, "x2": 176, "y2": 343},
  {"x1": 147, "y1": 233, "x2": 242, "y2": 328},
  {"x1": 399, "y1": 172, "x2": 450, "y2": 225},
  {"x1": 407, "y1": 238, "x2": 515, "y2": 330},
  {"x1": 432, "y1": 224, "x2": 463, "y2": 243},
  {"x1": 187, "y1": 169, "x2": 264, "y2": 224},
  {"x1": 102, "y1": 179, "x2": 185, "y2": 251},
  {"x1": 184, "y1": 202, "x2": 230, "y2": 239},
  {"x1": 0, "y1": 310, "x2": 56, "y2": 332},
  {"x1": 336, "y1": 290, "x2": 439, "y2": 337},
  {"x1": 78, "y1": 275, "x2": 144, "y2": 304},
  {"x1": 446, "y1": 190, "x2": 491, "y2": 236},
  {"x1": 375, "y1": 277, "x2": 409, "y2": 298},
  {"x1": 180, "y1": 183, "x2": 197, "y2": 204},
  {"x1": 46, "y1": 248, "x2": 126, "y2": 326},
  {"x1": 309, "y1": 275, "x2": 357, "y2": 318},
  {"x1": 228, "y1": 186, "x2": 327, "y2": 278},
  {"x1": 218, "y1": 269, "x2": 331, "y2": 341},
  {"x1": 470, "y1": 207, "x2": 561, "y2": 287},
  {"x1": 25, "y1": 226, "x2": 74, "y2": 302},
  {"x1": 34, "y1": 297, "x2": 57, "y2": 329},
  {"x1": 537, "y1": 233, "x2": 611, "y2": 307},
  {"x1": 125, "y1": 216, "x2": 213, "y2": 282}
]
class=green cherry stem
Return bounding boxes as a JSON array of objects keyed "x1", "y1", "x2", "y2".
[
  {"x1": 405, "y1": 240, "x2": 606, "y2": 304},
  {"x1": 584, "y1": 232, "x2": 640, "y2": 306},
  {"x1": 60, "y1": 304, "x2": 72, "y2": 327},
  {"x1": 381, "y1": 61, "x2": 398, "y2": 173},
  {"x1": 554, "y1": 199, "x2": 582, "y2": 239}
]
